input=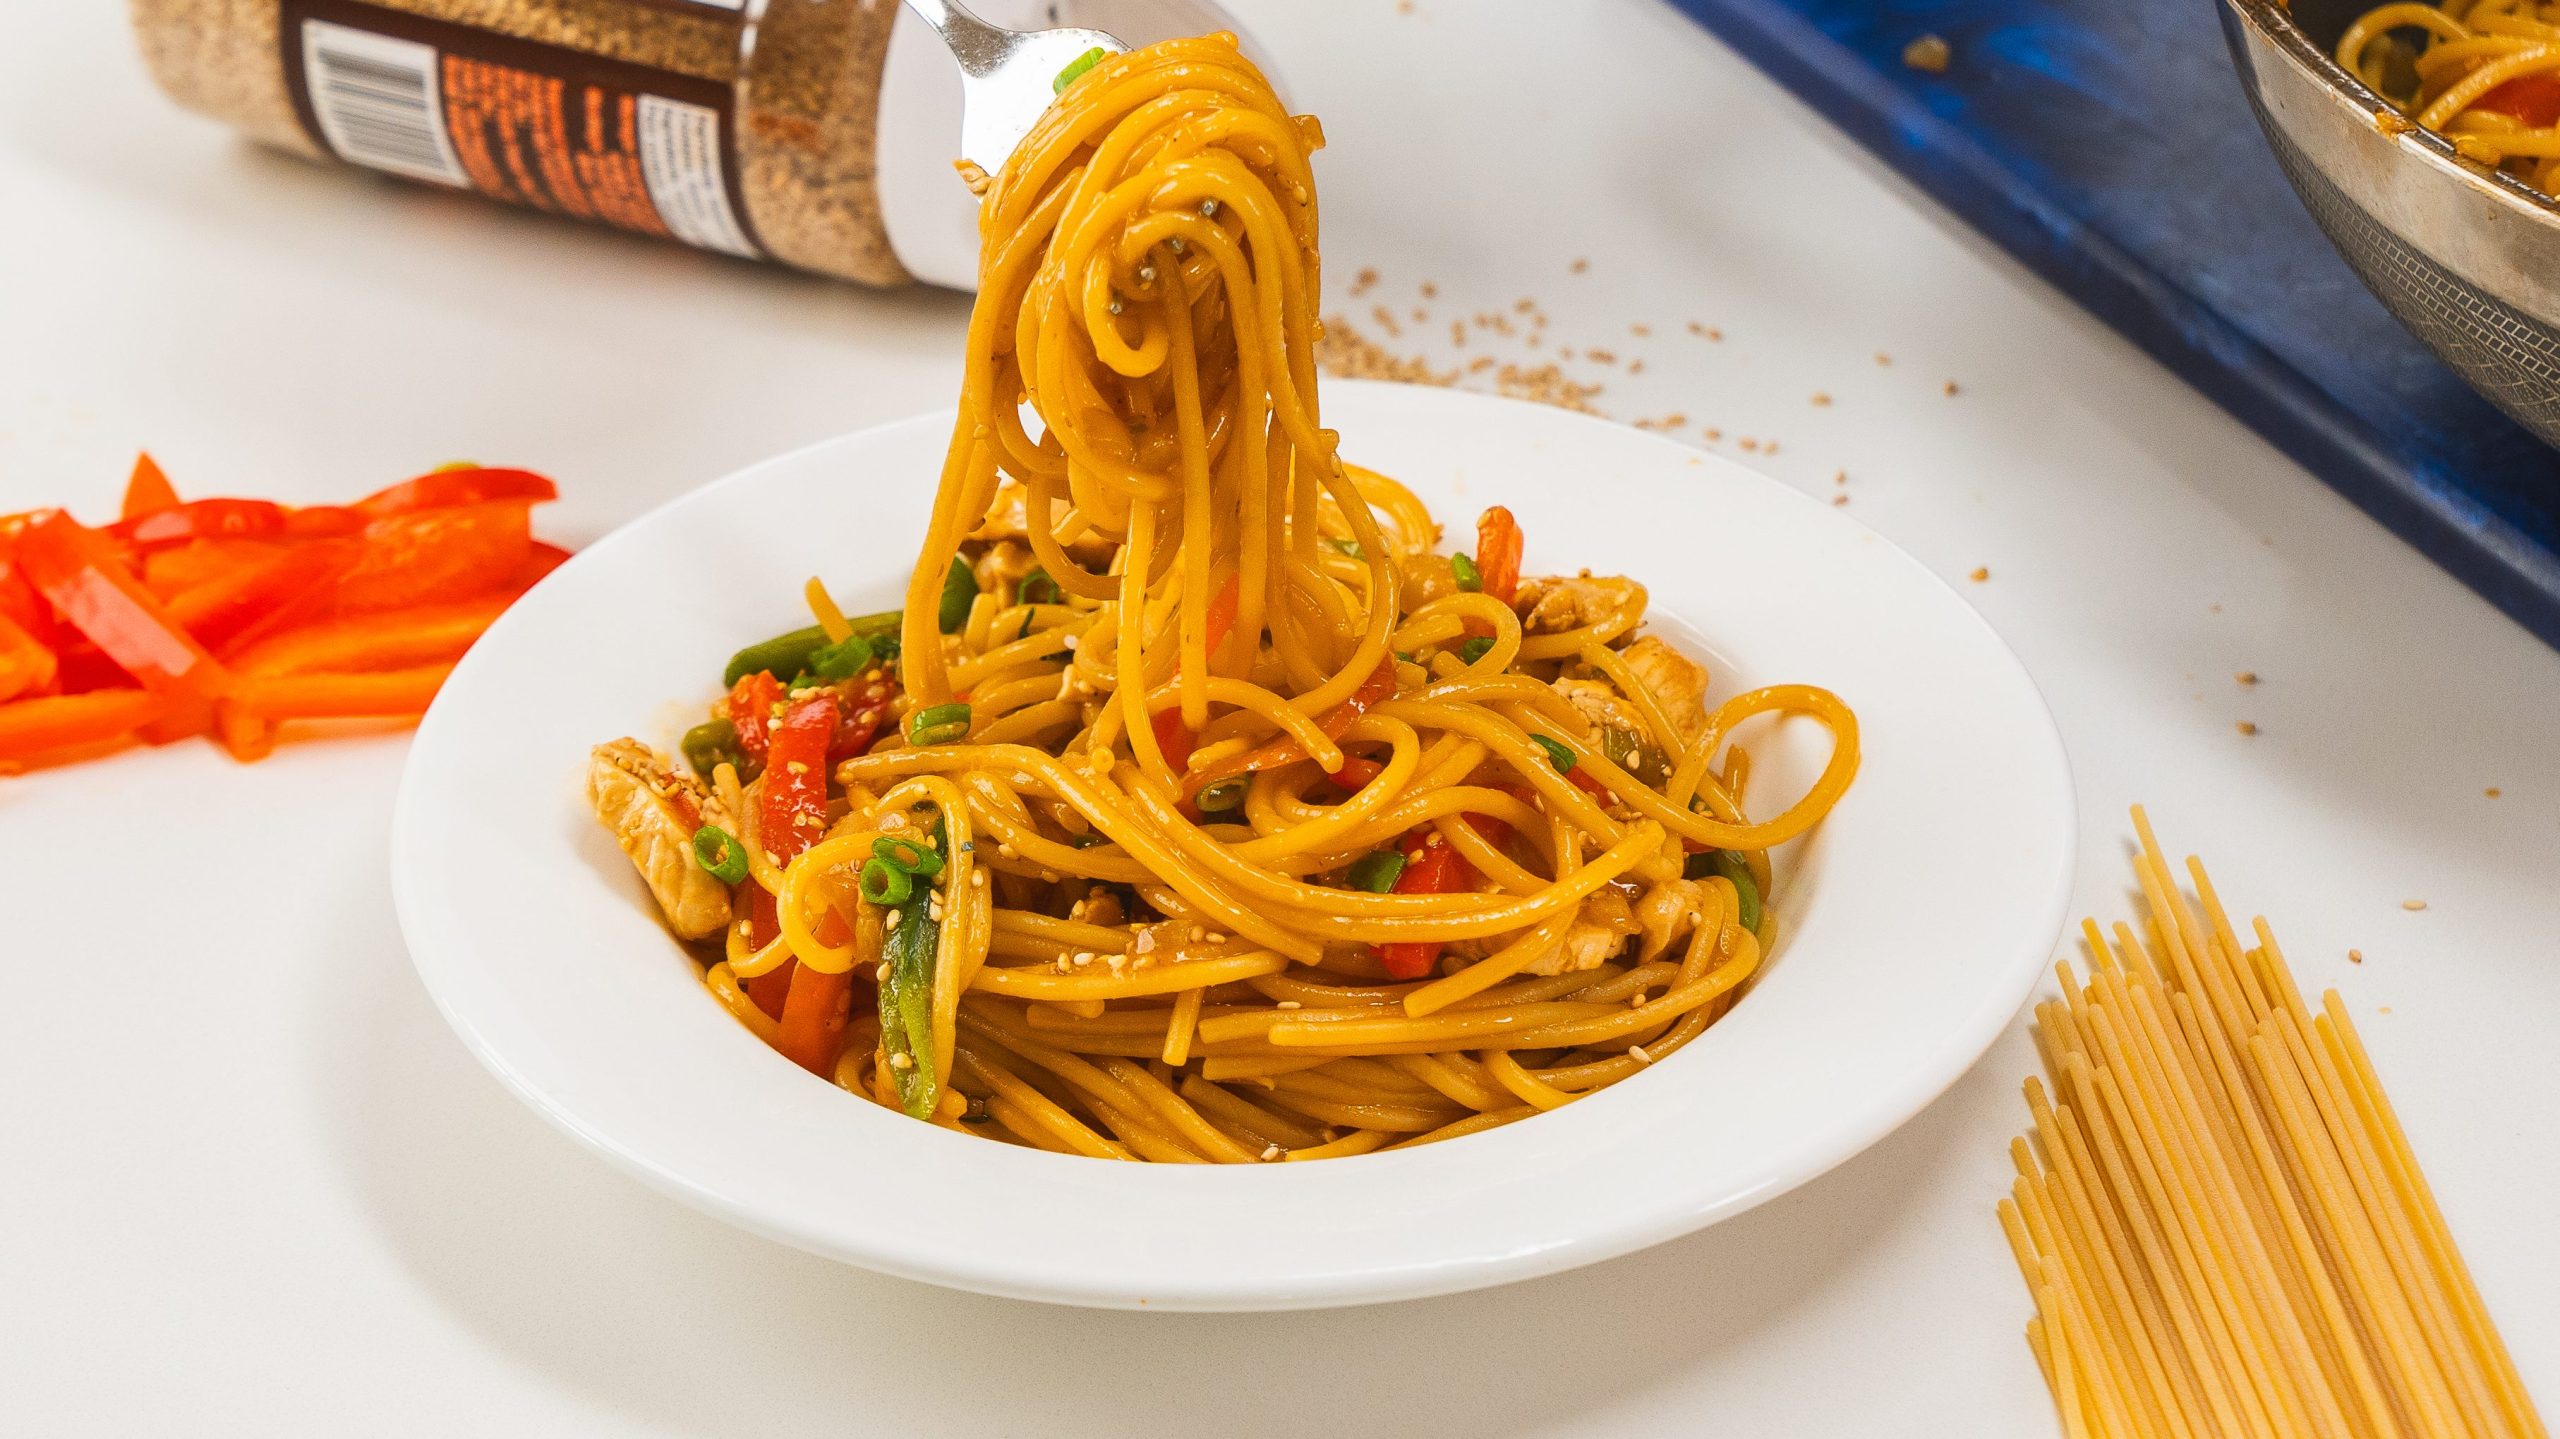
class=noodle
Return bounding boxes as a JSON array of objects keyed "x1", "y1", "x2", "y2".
[
  {"x1": 2006, "y1": 811, "x2": 2545, "y2": 1436},
  {"x1": 587, "y1": 34, "x2": 1856, "y2": 1160},
  {"x1": 2339, "y1": 0, "x2": 2560, "y2": 192}
]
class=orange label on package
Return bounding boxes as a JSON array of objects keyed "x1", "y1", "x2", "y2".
[{"x1": 280, "y1": 0, "x2": 761, "y2": 258}]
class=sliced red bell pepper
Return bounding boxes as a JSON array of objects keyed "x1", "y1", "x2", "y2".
[
  {"x1": 726, "y1": 671, "x2": 783, "y2": 767},
  {"x1": 1180, "y1": 656, "x2": 1397, "y2": 805},
  {"x1": 356, "y1": 467, "x2": 559, "y2": 517},
  {"x1": 744, "y1": 692, "x2": 840, "y2": 1016},
  {"x1": 0, "y1": 610, "x2": 60, "y2": 703},
  {"x1": 1476, "y1": 506, "x2": 1523, "y2": 606},
  {"x1": 514, "y1": 541, "x2": 573, "y2": 588},
  {"x1": 164, "y1": 541, "x2": 362, "y2": 656},
  {"x1": 13, "y1": 512, "x2": 231, "y2": 739},
  {"x1": 229, "y1": 663, "x2": 454, "y2": 720},
  {"x1": 121, "y1": 453, "x2": 179, "y2": 519},
  {"x1": 114, "y1": 498, "x2": 291, "y2": 549},
  {"x1": 828, "y1": 673, "x2": 901, "y2": 765},
  {"x1": 1377, "y1": 834, "x2": 1475, "y2": 980},
  {"x1": 0, "y1": 689, "x2": 165, "y2": 764},
  {"x1": 226, "y1": 588, "x2": 510, "y2": 676},
  {"x1": 329, "y1": 500, "x2": 533, "y2": 613},
  {"x1": 281, "y1": 505, "x2": 367, "y2": 539},
  {"x1": 2477, "y1": 71, "x2": 2560, "y2": 127},
  {"x1": 776, "y1": 907, "x2": 856, "y2": 1076},
  {"x1": 142, "y1": 539, "x2": 289, "y2": 599},
  {"x1": 1151, "y1": 707, "x2": 1199, "y2": 772}
]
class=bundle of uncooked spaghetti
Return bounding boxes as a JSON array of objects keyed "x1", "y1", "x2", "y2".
[{"x1": 2002, "y1": 811, "x2": 2542, "y2": 1438}]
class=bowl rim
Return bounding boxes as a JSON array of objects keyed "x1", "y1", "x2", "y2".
[
  {"x1": 2223, "y1": 0, "x2": 2560, "y2": 232},
  {"x1": 389, "y1": 381, "x2": 2079, "y2": 1310}
]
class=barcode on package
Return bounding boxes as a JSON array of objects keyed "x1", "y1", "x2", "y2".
[{"x1": 300, "y1": 20, "x2": 468, "y2": 187}]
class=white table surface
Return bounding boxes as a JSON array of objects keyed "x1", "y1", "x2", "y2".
[{"x1": 5, "y1": 1, "x2": 2554, "y2": 1433}]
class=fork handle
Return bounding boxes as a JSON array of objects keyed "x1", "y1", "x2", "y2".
[{"x1": 900, "y1": 0, "x2": 1014, "y2": 75}]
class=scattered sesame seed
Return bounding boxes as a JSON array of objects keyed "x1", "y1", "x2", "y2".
[
  {"x1": 1586, "y1": 347, "x2": 1616, "y2": 365},
  {"x1": 1811, "y1": 392, "x2": 1832, "y2": 406},
  {"x1": 1970, "y1": 567, "x2": 1990, "y2": 582},
  {"x1": 2236, "y1": 721, "x2": 2259, "y2": 736},
  {"x1": 1704, "y1": 427, "x2": 1722, "y2": 440},
  {"x1": 1833, "y1": 470, "x2": 1847, "y2": 485},
  {"x1": 1903, "y1": 33, "x2": 1952, "y2": 73},
  {"x1": 1628, "y1": 1044, "x2": 1653, "y2": 1064},
  {"x1": 2235, "y1": 670, "x2": 2258, "y2": 685},
  {"x1": 1739, "y1": 438, "x2": 1760, "y2": 453},
  {"x1": 889, "y1": 1051, "x2": 913, "y2": 1070},
  {"x1": 1570, "y1": 257, "x2": 1589, "y2": 274},
  {"x1": 1261, "y1": 1144, "x2": 1285, "y2": 1161},
  {"x1": 1831, "y1": 494, "x2": 1850, "y2": 506},
  {"x1": 1944, "y1": 380, "x2": 1961, "y2": 396},
  {"x1": 1630, "y1": 323, "x2": 1651, "y2": 337},
  {"x1": 2348, "y1": 949, "x2": 2364, "y2": 963},
  {"x1": 875, "y1": 962, "x2": 890, "y2": 982},
  {"x1": 1349, "y1": 267, "x2": 1379, "y2": 297},
  {"x1": 1420, "y1": 281, "x2": 1437, "y2": 298},
  {"x1": 2486, "y1": 787, "x2": 2503, "y2": 798},
  {"x1": 1875, "y1": 352, "x2": 1892, "y2": 366},
  {"x1": 2403, "y1": 899, "x2": 2427, "y2": 911},
  {"x1": 1276, "y1": 1000, "x2": 1302, "y2": 1010}
]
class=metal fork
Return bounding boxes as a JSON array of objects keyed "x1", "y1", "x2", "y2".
[{"x1": 899, "y1": 0, "x2": 1129, "y2": 175}]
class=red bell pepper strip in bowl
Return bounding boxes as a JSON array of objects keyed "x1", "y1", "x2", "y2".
[{"x1": 744, "y1": 692, "x2": 840, "y2": 1016}]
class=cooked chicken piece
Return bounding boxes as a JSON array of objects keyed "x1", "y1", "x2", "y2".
[
  {"x1": 1631, "y1": 878, "x2": 1713, "y2": 964},
  {"x1": 1523, "y1": 887, "x2": 1639, "y2": 976},
  {"x1": 589, "y1": 739, "x2": 733, "y2": 941},
  {"x1": 970, "y1": 539, "x2": 1040, "y2": 602},
  {"x1": 1513, "y1": 571, "x2": 1646, "y2": 635},
  {"x1": 971, "y1": 483, "x2": 1114, "y2": 564},
  {"x1": 1552, "y1": 678, "x2": 1672, "y2": 781},
  {"x1": 1619, "y1": 635, "x2": 1711, "y2": 745}
]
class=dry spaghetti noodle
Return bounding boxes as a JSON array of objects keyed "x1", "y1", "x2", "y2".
[
  {"x1": 585, "y1": 34, "x2": 1857, "y2": 1160},
  {"x1": 2004, "y1": 810, "x2": 2543, "y2": 1437}
]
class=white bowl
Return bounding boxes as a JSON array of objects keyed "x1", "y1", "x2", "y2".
[{"x1": 390, "y1": 380, "x2": 2074, "y2": 1311}]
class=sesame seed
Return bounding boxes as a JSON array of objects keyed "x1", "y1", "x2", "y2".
[
  {"x1": 1969, "y1": 567, "x2": 1989, "y2": 583},
  {"x1": 2348, "y1": 949, "x2": 2364, "y2": 963},
  {"x1": 1944, "y1": 380, "x2": 1961, "y2": 396},
  {"x1": 875, "y1": 962, "x2": 890, "y2": 982},
  {"x1": 2486, "y1": 787, "x2": 2502, "y2": 798},
  {"x1": 1260, "y1": 1144, "x2": 1284, "y2": 1161},
  {"x1": 2403, "y1": 899, "x2": 2427, "y2": 911},
  {"x1": 2236, "y1": 721, "x2": 2259, "y2": 737},
  {"x1": 1569, "y1": 257, "x2": 1589, "y2": 274},
  {"x1": 1628, "y1": 1044, "x2": 1653, "y2": 1064},
  {"x1": 2235, "y1": 671, "x2": 2258, "y2": 685},
  {"x1": 1811, "y1": 392, "x2": 1832, "y2": 406},
  {"x1": 889, "y1": 1051, "x2": 913, "y2": 1070},
  {"x1": 1276, "y1": 1000, "x2": 1301, "y2": 1010}
]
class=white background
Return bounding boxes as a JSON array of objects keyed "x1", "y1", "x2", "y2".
[{"x1": 4, "y1": 0, "x2": 2554, "y2": 1433}]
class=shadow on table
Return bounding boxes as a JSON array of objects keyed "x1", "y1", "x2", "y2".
[{"x1": 311, "y1": 898, "x2": 1989, "y2": 1439}]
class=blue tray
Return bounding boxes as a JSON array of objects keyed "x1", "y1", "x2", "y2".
[{"x1": 1664, "y1": 0, "x2": 2560, "y2": 648}]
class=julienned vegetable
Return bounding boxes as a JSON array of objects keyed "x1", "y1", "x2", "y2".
[
  {"x1": 1529, "y1": 733, "x2": 1576, "y2": 774},
  {"x1": 878, "y1": 906, "x2": 941, "y2": 1118},
  {"x1": 1346, "y1": 849, "x2": 1406, "y2": 892},
  {"x1": 1053, "y1": 44, "x2": 1108, "y2": 92},
  {"x1": 937, "y1": 556, "x2": 979, "y2": 633},
  {"x1": 1449, "y1": 552, "x2": 1482, "y2": 592},
  {"x1": 1687, "y1": 848, "x2": 1763, "y2": 933},
  {"x1": 0, "y1": 456, "x2": 567, "y2": 772}
]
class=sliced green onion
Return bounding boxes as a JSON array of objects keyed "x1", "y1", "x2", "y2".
[
  {"x1": 1326, "y1": 537, "x2": 1364, "y2": 559},
  {"x1": 1684, "y1": 849, "x2": 1764, "y2": 933},
  {"x1": 907, "y1": 702, "x2": 972, "y2": 745},
  {"x1": 937, "y1": 556, "x2": 978, "y2": 634},
  {"x1": 873, "y1": 834, "x2": 945, "y2": 878},
  {"x1": 1450, "y1": 552, "x2": 1482, "y2": 592},
  {"x1": 859, "y1": 857, "x2": 914, "y2": 907},
  {"x1": 1457, "y1": 635, "x2": 1495, "y2": 665},
  {"x1": 1018, "y1": 568, "x2": 1061, "y2": 606},
  {"x1": 1195, "y1": 778, "x2": 1248, "y2": 814},
  {"x1": 1067, "y1": 831, "x2": 1107, "y2": 848},
  {"x1": 1053, "y1": 44, "x2": 1108, "y2": 93},
  {"x1": 722, "y1": 625, "x2": 828, "y2": 687},
  {"x1": 680, "y1": 718, "x2": 742, "y2": 778},
  {"x1": 1530, "y1": 733, "x2": 1577, "y2": 774},
  {"x1": 691, "y1": 825, "x2": 749, "y2": 884},
  {"x1": 808, "y1": 632, "x2": 874, "y2": 680},
  {"x1": 1347, "y1": 850, "x2": 1407, "y2": 892}
]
